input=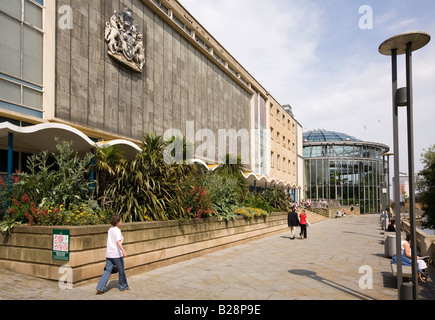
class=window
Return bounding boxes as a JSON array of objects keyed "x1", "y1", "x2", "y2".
[
  {"x1": 0, "y1": 0, "x2": 44, "y2": 114},
  {"x1": 152, "y1": 0, "x2": 169, "y2": 15},
  {"x1": 271, "y1": 152, "x2": 274, "y2": 168},
  {"x1": 303, "y1": 147, "x2": 310, "y2": 158},
  {"x1": 195, "y1": 35, "x2": 210, "y2": 52},
  {"x1": 240, "y1": 77, "x2": 249, "y2": 87},
  {"x1": 259, "y1": 95, "x2": 265, "y2": 126},
  {"x1": 283, "y1": 157, "x2": 286, "y2": 172},
  {"x1": 310, "y1": 146, "x2": 328, "y2": 158},
  {"x1": 277, "y1": 132, "x2": 280, "y2": 143},
  {"x1": 277, "y1": 155, "x2": 280, "y2": 170},
  {"x1": 213, "y1": 51, "x2": 225, "y2": 66},
  {"x1": 173, "y1": 14, "x2": 192, "y2": 35},
  {"x1": 228, "y1": 65, "x2": 237, "y2": 76}
]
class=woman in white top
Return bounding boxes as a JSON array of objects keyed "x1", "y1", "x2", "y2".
[
  {"x1": 96, "y1": 215, "x2": 130, "y2": 294},
  {"x1": 394, "y1": 234, "x2": 428, "y2": 283}
]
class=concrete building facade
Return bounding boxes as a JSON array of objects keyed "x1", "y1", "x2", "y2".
[{"x1": 0, "y1": 0, "x2": 303, "y2": 196}]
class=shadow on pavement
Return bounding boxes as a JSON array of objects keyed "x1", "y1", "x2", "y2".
[
  {"x1": 419, "y1": 266, "x2": 435, "y2": 300},
  {"x1": 288, "y1": 269, "x2": 376, "y2": 300}
]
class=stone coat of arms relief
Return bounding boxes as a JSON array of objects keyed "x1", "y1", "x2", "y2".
[{"x1": 105, "y1": 7, "x2": 145, "y2": 72}]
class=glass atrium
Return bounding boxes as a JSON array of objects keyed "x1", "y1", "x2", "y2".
[{"x1": 303, "y1": 130, "x2": 390, "y2": 213}]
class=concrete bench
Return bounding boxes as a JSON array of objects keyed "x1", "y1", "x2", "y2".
[{"x1": 391, "y1": 263, "x2": 413, "y2": 278}]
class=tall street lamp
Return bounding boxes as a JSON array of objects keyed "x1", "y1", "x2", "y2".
[
  {"x1": 379, "y1": 31, "x2": 431, "y2": 300},
  {"x1": 381, "y1": 152, "x2": 394, "y2": 217}
]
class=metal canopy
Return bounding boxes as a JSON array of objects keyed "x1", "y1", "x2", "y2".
[{"x1": 379, "y1": 31, "x2": 431, "y2": 55}]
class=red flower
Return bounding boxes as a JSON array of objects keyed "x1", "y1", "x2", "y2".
[
  {"x1": 13, "y1": 198, "x2": 20, "y2": 207},
  {"x1": 21, "y1": 193, "x2": 30, "y2": 204}
]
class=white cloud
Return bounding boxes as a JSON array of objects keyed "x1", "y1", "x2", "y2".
[
  {"x1": 180, "y1": 0, "x2": 325, "y2": 93},
  {"x1": 179, "y1": 0, "x2": 435, "y2": 174}
]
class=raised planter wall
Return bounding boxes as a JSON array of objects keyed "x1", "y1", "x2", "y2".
[{"x1": 0, "y1": 213, "x2": 288, "y2": 285}]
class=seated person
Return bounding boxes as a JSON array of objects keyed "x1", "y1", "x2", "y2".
[{"x1": 392, "y1": 234, "x2": 428, "y2": 283}]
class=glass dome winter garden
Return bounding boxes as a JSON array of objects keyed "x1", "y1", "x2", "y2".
[{"x1": 303, "y1": 130, "x2": 390, "y2": 213}]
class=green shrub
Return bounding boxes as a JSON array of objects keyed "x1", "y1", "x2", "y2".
[
  {"x1": 242, "y1": 193, "x2": 275, "y2": 213},
  {"x1": 202, "y1": 173, "x2": 239, "y2": 221},
  {"x1": 0, "y1": 140, "x2": 105, "y2": 228}
]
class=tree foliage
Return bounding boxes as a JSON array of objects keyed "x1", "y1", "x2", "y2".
[{"x1": 416, "y1": 145, "x2": 435, "y2": 230}]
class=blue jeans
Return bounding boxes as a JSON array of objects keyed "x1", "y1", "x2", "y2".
[
  {"x1": 96, "y1": 257, "x2": 129, "y2": 292},
  {"x1": 392, "y1": 254, "x2": 425, "y2": 276}
]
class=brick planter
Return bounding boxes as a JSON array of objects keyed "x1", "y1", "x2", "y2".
[{"x1": 0, "y1": 213, "x2": 287, "y2": 286}]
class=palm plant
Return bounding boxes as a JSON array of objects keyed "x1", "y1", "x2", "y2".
[
  {"x1": 215, "y1": 154, "x2": 248, "y2": 203},
  {"x1": 261, "y1": 188, "x2": 289, "y2": 212},
  {"x1": 93, "y1": 144, "x2": 125, "y2": 199},
  {"x1": 103, "y1": 132, "x2": 193, "y2": 222}
]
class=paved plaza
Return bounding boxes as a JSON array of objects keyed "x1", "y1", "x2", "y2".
[{"x1": 0, "y1": 214, "x2": 434, "y2": 301}]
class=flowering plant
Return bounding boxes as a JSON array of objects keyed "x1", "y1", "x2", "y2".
[
  {"x1": 183, "y1": 186, "x2": 215, "y2": 220},
  {"x1": 233, "y1": 207, "x2": 269, "y2": 219},
  {"x1": 63, "y1": 201, "x2": 111, "y2": 226}
]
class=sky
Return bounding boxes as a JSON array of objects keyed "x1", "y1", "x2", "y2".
[{"x1": 178, "y1": 0, "x2": 435, "y2": 176}]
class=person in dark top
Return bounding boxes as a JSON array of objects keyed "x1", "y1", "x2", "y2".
[
  {"x1": 287, "y1": 207, "x2": 300, "y2": 240},
  {"x1": 387, "y1": 218, "x2": 396, "y2": 232}
]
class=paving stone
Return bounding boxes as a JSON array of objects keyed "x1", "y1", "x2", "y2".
[{"x1": 0, "y1": 215, "x2": 434, "y2": 301}]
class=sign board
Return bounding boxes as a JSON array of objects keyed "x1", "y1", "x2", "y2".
[{"x1": 52, "y1": 229, "x2": 70, "y2": 261}]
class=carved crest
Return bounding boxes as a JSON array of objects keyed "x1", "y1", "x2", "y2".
[{"x1": 104, "y1": 7, "x2": 145, "y2": 72}]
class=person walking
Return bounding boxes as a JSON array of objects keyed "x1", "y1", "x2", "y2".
[
  {"x1": 299, "y1": 209, "x2": 308, "y2": 239},
  {"x1": 96, "y1": 215, "x2": 130, "y2": 294},
  {"x1": 287, "y1": 206, "x2": 300, "y2": 240}
]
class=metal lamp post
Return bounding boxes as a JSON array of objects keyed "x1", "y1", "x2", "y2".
[
  {"x1": 381, "y1": 152, "x2": 394, "y2": 218},
  {"x1": 379, "y1": 31, "x2": 431, "y2": 300}
]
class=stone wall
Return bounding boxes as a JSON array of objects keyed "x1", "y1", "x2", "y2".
[
  {"x1": 55, "y1": 0, "x2": 252, "y2": 153},
  {"x1": 0, "y1": 213, "x2": 287, "y2": 286},
  {"x1": 308, "y1": 206, "x2": 360, "y2": 219}
]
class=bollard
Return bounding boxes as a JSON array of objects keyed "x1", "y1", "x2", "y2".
[
  {"x1": 400, "y1": 283, "x2": 413, "y2": 300},
  {"x1": 384, "y1": 234, "x2": 396, "y2": 258}
]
